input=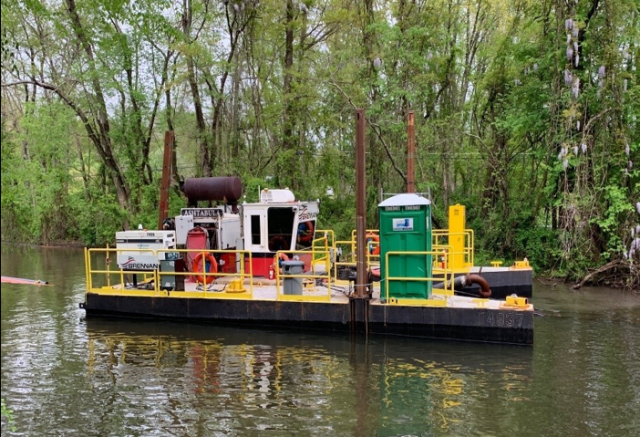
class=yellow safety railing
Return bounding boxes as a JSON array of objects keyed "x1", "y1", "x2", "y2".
[
  {"x1": 158, "y1": 249, "x2": 255, "y2": 299},
  {"x1": 85, "y1": 247, "x2": 159, "y2": 294},
  {"x1": 84, "y1": 237, "x2": 476, "y2": 307},
  {"x1": 313, "y1": 228, "x2": 475, "y2": 277},
  {"x1": 334, "y1": 239, "x2": 355, "y2": 261},
  {"x1": 85, "y1": 246, "x2": 338, "y2": 302},
  {"x1": 350, "y1": 229, "x2": 379, "y2": 239},
  {"x1": 350, "y1": 229, "x2": 380, "y2": 263},
  {"x1": 383, "y1": 250, "x2": 457, "y2": 306},
  {"x1": 275, "y1": 249, "x2": 332, "y2": 302},
  {"x1": 311, "y1": 229, "x2": 335, "y2": 268},
  {"x1": 85, "y1": 247, "x2": 255, "y2": 299},
  {"x1": 431, "y1": 228, "x2": 475, "y2": 271},
  {"x1": 325, "y1": 230, "x2": 381, "y2": 284},
  {"x1": 431, "y1": 244, "x2": 454, "y2": 275}
]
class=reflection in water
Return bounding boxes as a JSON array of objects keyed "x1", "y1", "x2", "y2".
[
  {"x1": 2, "y1": 245, "x2": 639, "y2": 437},
  {"x1": 80, "y1": 319, "x2": 533, "y2": 436}
]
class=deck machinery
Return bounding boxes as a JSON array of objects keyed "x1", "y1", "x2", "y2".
[
  {"x1": 81, "y1": 178, "x2": 534, "y2": 345},
  {"x1": 173, "y1": 177, "x2": 318, "y2": 278}
]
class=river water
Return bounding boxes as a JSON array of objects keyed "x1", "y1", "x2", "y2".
[{"x1": 1, "y1": 245, "x2": 639, "y2": 437}]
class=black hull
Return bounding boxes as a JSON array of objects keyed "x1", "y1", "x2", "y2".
[{"x1": 83, "y1": 294, "x2": 534, "y2": 346}]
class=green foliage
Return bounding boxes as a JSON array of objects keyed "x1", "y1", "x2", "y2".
[
  {"x1": 1, "y1": 398, "x2": 16, "y2": 433},
  {"x1": 71, "y1": 190, "x2": 128, "y2": 246},
  {"x1": 594, "y1": 184, "x2": 635, "y2": 259},
  {"x1": 1, "y1": 0, "x2": 637, "y2": 286},
  {"x1": 241, "y1": 176, "x2": 270, "y2": 203},
  {"x1": 514, "y1": 227, "x2": 559, "y2": 273},
  {"x1": 315, "y1": 194, "x2": 356, "y2": 242}
]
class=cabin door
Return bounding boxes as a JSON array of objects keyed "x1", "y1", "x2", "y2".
[{"x1": 245, "y1": 210, "x2": 268, "y2": 252}]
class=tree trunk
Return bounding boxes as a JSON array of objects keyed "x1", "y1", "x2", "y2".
[{"x1": 65, "y1": 0, "x2": 130, "y2": 212}]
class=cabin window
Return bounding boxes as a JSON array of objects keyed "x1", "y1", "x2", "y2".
[
  {"x1": 296, "y1": 220, "x2": 315, "y2": 250},
  {"x1": 250, "y1": 215, "x2": 261, "y2": 245},
  {"x1": 267, "y1": 207, "x2": 295, "y2": 251}
]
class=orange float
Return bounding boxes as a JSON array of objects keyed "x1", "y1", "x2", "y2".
[
  {"x1": 272, "y1": 252, "x2": 290, "y2": 274},
  {"x1": 297, "y1": 221, "x2": 315, "y2": 243},
  {"x1": 365, "y1": 233, "x2": 380, "y2": 255},
  {"x1": 192, "y1": 253, "x2": 218, "y2": 284},
  {"x1": 269, "y1": 235, "x2": 289, "y2": 251}
]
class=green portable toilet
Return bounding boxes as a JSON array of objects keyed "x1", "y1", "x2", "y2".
[{"x1": 378, "y1": 194, "x2": 432, "y2": 299}]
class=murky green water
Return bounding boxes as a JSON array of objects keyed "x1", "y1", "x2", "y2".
[{"x1": 1, "y1": 245, "x2": 639, "y2": 436}]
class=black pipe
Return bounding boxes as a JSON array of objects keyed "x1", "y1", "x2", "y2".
[
  {"x1": 432, "y1": 275, "x2": 467, "y2": 290},
  {"x1": 433, "y1": 274, "x2": 492, "y2": 298}
]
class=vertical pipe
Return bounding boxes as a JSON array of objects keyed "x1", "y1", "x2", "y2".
[
  {"x1": 158, "y1": 131, "x2": 175, "y2": 229},
  {"x1": 355, "y1": 109, "x2": 367, "y2": 299},
  {"x1": 407, "y1": 111, "x2": 415, "y2": 193}
]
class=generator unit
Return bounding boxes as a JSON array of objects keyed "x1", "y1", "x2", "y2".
[
  {"x1": 176, "y1": 207, "x2": 241, "y2": 250},
  {"x1": 115, "y1": 230, "x2": 177, "y2": 270}
]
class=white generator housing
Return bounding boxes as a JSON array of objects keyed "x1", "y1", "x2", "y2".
[
  {"x1": 116, "y1": 230, "x2": 176, "y2": 270},
  {"x1": 175, "y1": 215, "x2": 194, "y2": 245},
  {"x1": 178, "y1": 207, "x2": 241, "y2": 250}
]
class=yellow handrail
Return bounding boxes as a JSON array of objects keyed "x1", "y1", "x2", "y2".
[
  {"x1": 383, "y1": 250, "x2": 457, "y2": 303},
  {"x1": 275, "y1": 249, "x2": 332, "y2": 302},
  {"x1": 83, "y1": 226, "x2": 478, "y2": 305}
]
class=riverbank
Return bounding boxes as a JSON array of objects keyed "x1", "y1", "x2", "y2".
[
  {"x1": 3, "y1": 239, "x2": 637, "y2": 291},
  {"x1": 1, "y1": 239, "x2": 86, "y2": 249},
  {"x1": 536, "y1": 263, "x2": 639, "y2": 292}
]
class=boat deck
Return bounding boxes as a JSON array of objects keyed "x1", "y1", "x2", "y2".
[{"x1": 102, "y1": 270, "x2": 531, "y2": 312}]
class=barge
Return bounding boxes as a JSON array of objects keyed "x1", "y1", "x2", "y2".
[{"x1": 80, "y1": 178, "x2": 534, "y2": 345}]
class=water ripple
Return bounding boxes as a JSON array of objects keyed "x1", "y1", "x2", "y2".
[{"x1": 2, "y1": 246, "x2": 639, "y2": 437}]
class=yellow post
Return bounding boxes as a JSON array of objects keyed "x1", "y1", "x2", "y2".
[
  {"x1": 449, "y1": 204, "x2": 466, "y2": 270},
  {"x1": 106, "y1": 244, "x2": 111, "y2": 287}
]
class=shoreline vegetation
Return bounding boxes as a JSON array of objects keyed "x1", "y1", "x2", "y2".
[{"x1": 1, "y1": 1, "x2": 638, "y2": 291}]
